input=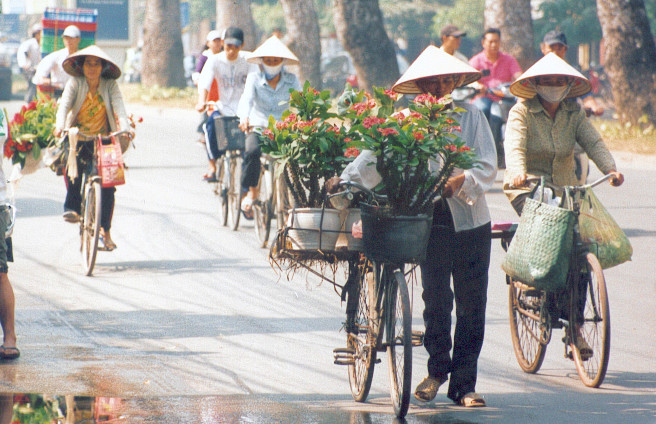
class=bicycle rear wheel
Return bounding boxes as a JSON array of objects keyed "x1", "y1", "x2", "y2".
[
  {"x1": 508, "y1": 278, "x2": 548, "y2": 373},
  {"x1": 347, "y1": 261, "x2": 377, "y2": 402},
  {"x1": 215, "y1": 158, "x2": 228, "y2": 226},
  {"x1": 570, "y1": 252, "x2": 610, "y2": 388},
  {"x1": 253, "y1": 167, "x2": 272, "y2": 248},
  {"x1": 227, "y1": 155, "x2": 241, "y2": 231},
  {"x1": 80, "y1": 180, "x2": 102, "y2": 276},
  {"x1": 386, "y1": 268, "x2": 412, "y2": 419}
]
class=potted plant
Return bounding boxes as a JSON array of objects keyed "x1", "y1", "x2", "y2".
[
  {"x1": 260, "y1": 82, "x2": 357, "y2": 250},
  {"x1": 337, "y1": 86, "x2": 479, "y2": 262}
]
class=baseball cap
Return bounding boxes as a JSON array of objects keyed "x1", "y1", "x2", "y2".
[
  {"x1": 223, "y1": 27, "x2": 244, "y2": 47},
  {"x1": 31, "y1": 23, "x2": 42, "y2": 36},
  {"x1": 206, "y1": 30, "x2": 222, "y2": 42},
  {"x1": 62, "y1": 25, "x2": 81, "y2": 38},
  {"x1": 441, "y1": 25, "x2": 466, "y2": 38},
  {"x1": 543, "y1": 30, "x2": 567, "y2": 47}
]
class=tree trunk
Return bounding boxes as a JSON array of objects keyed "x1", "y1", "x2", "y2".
[
  {"x1": 216, "y1": 0, "x2": 258, "y2": 51},
  {"x1": 333, "y1": 0, "x2": 399, "y2": 93},
  {"x1": 597, "y1": 0, "x2": 656, "y2": 125},
  {"x1": 280, "y1": 0, "x2": 322, "y2": 89},
  {"x1": 142, "y1": 0, "x2": 186, "y2": 88},
  {"x1": 484, "y1": 0, "x2": 534, "y2": 71}
]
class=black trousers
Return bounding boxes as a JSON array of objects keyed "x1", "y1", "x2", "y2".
[
  {"x1": 64, "y1": 143, "x2": 116, "y2": 231},
  {"x1": 241, "y1": 132, "x2": 261, "y2": 190},
  {"x1": 419, "y1": 200, "x2": 491, "y2": 402}
]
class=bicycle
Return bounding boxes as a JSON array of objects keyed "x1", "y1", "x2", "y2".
[
  {"x1": 330, "y1": 181, "x2": 425, "y2": 419},
  {"x1": 495, "y1": 174, "x2": 614, "y2": 388},
  {"x1": 204, "y1": 102, "x2": 245, "y2": 231},
  {"x1": 62, "y1": 129, "x2": 128, "y2": 276}
]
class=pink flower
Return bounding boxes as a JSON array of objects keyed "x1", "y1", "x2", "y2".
[
  {"x1": 384, "y1": 89, "x2": 400, "y2": 101},
  {"x1": 26, "y1": 101, "x2": 37, "y2": 111},
  {"x1": 377, "y1": 127, "x2": 399, "y2": 137},
  {"x1": 276, "y1": 121, "x2": 288, "y2": 130},
  {"x1": 326, "y1": 125, "x2": 340, "y2": 134},
  {"x1": 362, "y1": 116, "x2": 385, "y2": 129},
  {"x1": 413, "y1": 131, "x2": 424, "y2": 141},
  {"x1": 344, "y1": 137, "x2": 353, "y2": 143},
  {"x1": 459, "y1": 145, "x2": 471, "y2": 152},
  {"x1": 344, "y1": 147, "x2": 360, "y2": 158},
  {"x1": 284, "y1": 113, "x2": 298, "y2": 123},
  {"x1": 414, "y1": 93, "x2": 440, "y2": 104},
  {"x1": 263, "y1": 129, "x2": 274, "y2": 141}
]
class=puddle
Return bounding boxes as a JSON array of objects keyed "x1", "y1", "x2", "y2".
[{"x1": 0, "y1": 392, "x2": 430, "y2": 423}]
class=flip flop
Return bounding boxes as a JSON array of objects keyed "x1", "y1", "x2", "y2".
[
  {"x1": 203, "y1": 173, "x2": 218, "y2": 183},
  {"x1": 459, "y1": 392, "x2": 486, "y2": 407},
  {"x1": 0, "y1": 345, "x2": 20, "y2": 360},
  {"x1": 99, "y1": 235, "x2": 117, "y2": 251}
]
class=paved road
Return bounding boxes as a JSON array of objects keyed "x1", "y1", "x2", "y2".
[{"x1": 0, "y1": 101, "x2": 654, "y2": 423}]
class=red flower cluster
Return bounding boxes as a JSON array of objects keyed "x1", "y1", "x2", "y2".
[
  {"x1": 344, "y1": 147, "x2": 360, "y2": 158},
  {"x1": 383, "y1": 89, "x2": 400, "y2": 101},
  {"x1": 263, "y1": 129, "x2": 274, "y2": 140},
  {"x1": 326, "y1": 125, "x2": 341, "y2": 134},
  {"x1": 293, "y1": 117, "x2": 320, "y2": 130},
  {"x1": 350, "y1": 99, "x2": 376, "y2": 116},
  {"x1": 445, "y1": 144, "x2": 471, "y2": 153},
  {"x1": 378, "y1": 127, "x2": 399, "y2": 137},
  {"x1": 414, "y1": 93, "x2": 441, "y2": 104},
  {"x1": 413, "y1": 131, "x2": 425, "y2": 141},
  {"x1": 362, "y1": 116, "x2": 385, "y2": 129}
]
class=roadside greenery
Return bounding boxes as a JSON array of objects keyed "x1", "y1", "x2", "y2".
[{"x1": 118, "y1": 83, "x2": 196, "y2": 108}]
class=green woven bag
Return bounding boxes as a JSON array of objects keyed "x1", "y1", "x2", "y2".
[{"x1": 502, "y1": 193, "x2": 575, "y2": 291}]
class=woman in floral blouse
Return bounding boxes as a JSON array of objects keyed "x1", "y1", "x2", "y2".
[{"x1": 54, "y1": 45, "x2": 133, "y2": 251}]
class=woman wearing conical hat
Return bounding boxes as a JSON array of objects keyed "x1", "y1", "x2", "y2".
[
  {"x1": 236, "y1": 35, "x2": 301, "y2": 218},
  {"x1": 328, "y1": 46, "x2": 497, "y2": 408},
  {"x1": 53, "y1": 45, "x2": 133, "y2": 251},
  {"x1": 503, "y1": 52, "x2": 623, "y2": 214}
]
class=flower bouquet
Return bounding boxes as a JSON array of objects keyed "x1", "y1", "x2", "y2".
[{"x1": 4, "y1": 94, "x2": 57, "y2": 178}]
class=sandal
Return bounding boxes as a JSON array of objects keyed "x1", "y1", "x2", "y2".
[
  {"x1": 414, "y1": 375, "x2": 447, "y2": 402},
  {"x1": 203, "y1": 173, "x2": 218, "y2": 183},
  {"x1": 459, "y1": 392, "x2": 486, "y2": 407},
  {"x1": 0, "y1": 345, "x2": 20, "y2": 360},
  {"x1": 241, "y1": 196, "x2": 254, "y2": 220},
  {"x1": 574, "y1": 336, "x2": 593, "y2": 361}
]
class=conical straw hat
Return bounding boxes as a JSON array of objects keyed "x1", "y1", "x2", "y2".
[
  {"x1": 392, "y1": 45, "x2": 481, "y2": 94},
  {"x1": 510, "y1": 52, "x2": 590, "y2": 99},
  {"x1": 63, "y1": 45, "x2": 121, "y2": 79},
  {"x1": 247, "y1": 35, "x2": 299, "y2": 65}
]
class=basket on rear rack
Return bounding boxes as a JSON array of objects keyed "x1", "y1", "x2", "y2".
[{"x1": 213, "y1": 116, "x2": 246, "y2": 151}]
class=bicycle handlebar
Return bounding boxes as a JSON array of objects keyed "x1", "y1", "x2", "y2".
[{"x1": 61, "y1": 128, "x2": 130, "y2": 142}]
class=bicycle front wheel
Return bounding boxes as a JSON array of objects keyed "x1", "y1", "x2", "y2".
[
  {"x1": 253, "y1": 167, "x2": 272, "y2": 248},
  {"x1": 570, "y1": 252, "x2": 610, "y2": 388},
  {"x1": 80, "y1": 180, "x2": 101, "y2": 276},
  {"x1": 347, "y1": 261, "x2": 377, "y2": 402},
  {"x1": 227, "y1": 155, "x2": 242, "y2": 231},
  {"x1": 216, "y1": 158, "x2": 228, "y2": 226},
  {"x1": 508, "y1": 278, "x2": 548, "y2": 373},
  {"x1": 386, "y1": 268, "x2": 412, "y2": 419}
]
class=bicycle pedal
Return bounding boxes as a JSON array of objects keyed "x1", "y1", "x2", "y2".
[
  {"x1": 412, "y1": 330, "x2": 424, "y2": 347},
  {"x1": 333, "y1": 347, "x2": 355, "y2": 365}
]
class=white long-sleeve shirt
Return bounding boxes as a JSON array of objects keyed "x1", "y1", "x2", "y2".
[
  {"x1": 32, "y1": 48, "x2": 74, "y2": 89},
  {"x1": 340, "y1": 102, "x2": 497, "y2": 232},
  {"x1": 17, "y1": 37, "x2": 41, "y2": 71},
  {"x1": 197, "y1": 50, "x2": 256, "y2": 116}
]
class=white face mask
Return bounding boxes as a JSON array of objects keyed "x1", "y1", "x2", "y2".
[
  {"x1": 262, "y1": 63, "x2": 283, "y2": 80},
  {"x1": 536, "y1": 83, "x2": 571, "y2": 103}
]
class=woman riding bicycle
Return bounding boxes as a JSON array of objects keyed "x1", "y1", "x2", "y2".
[
  {"x1": 236, "y1": 35, "x2": 301, "y2": 218},
  {"x1": 503, "y1": 53, "x2": 623, "y2": 214},
  {"x1": 503, "y1": 53, "x2": 624, "y2": 358},
  {"x1": 53, "y1": 45, "x2": 134, "y2": 251}
]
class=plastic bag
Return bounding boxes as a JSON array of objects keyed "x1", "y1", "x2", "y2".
[
  {"x1": 578, "y1": 188, "x2": 632, "y2": 269},
  {"x1": 97, "y1": 135, "x2": 125, "y2": 187}
]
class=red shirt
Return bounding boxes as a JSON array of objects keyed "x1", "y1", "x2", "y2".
[{"x1": 469, "y1": 51, "x2": 521, "y2": 100}]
